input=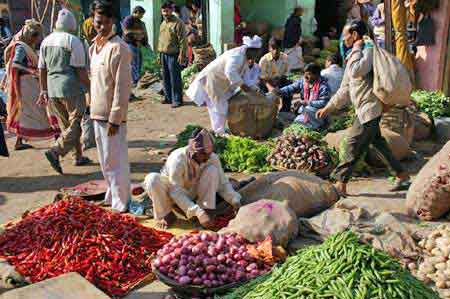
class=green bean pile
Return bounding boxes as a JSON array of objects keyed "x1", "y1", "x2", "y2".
[{"x1": 218, "y1": 231, "x2": 439, "y2": 299}]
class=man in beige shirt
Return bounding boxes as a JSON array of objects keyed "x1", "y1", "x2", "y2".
[
  {"x1": 90, "y1": 0, "x2": 133, "y2": 213},
  {"x1": 158, "y1": 2, "x2": 187, "y2": 108},
  {"x1": 317, "y1": 20, "x2": 410, "y2": 196},
  {"x1": 259, "y1": 38, "x2": 291, "y2": 112}
]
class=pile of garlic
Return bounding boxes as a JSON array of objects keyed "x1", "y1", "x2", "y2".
[{"x1": 415, "y1": 225, "x2": 450, "y2": 290}]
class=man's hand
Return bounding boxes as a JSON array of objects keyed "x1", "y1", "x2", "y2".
[
  {"x1": 37, "y1": 91, "x2": 49, "y2": 106},
  {"x1": 316, "y1": 107, "x2": 330, "y2": 119},
  {"x1": 240, "y1": 84, "x2": 251, "y2": 93},
  {"x1": 178, "y1": 54, "x2": 187, "y2": 66},
  {"x1": 107, "y1": 123, "x2": 120, "y2": 137}
]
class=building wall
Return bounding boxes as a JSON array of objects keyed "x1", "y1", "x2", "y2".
[
  {"x1": 415, "y1": 0, "x2": 450, "y2": 91},
  {"x1": 131, "y1": 0, "x2": 161, "y2": 51}
]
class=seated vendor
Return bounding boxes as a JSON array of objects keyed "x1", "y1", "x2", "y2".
[
  {"x1": 144, "y1": 129, "x2": 241, "y2": 229},
  {"x1": 259, "y1": 38, "x2": 292, "y2": 112},
  {"x1": 271, "y1": 63, "x2": 331, "y2": 130}
]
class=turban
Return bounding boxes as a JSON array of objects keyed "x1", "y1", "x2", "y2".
[
  {"x1": 55, "y1": 9, "x2": 77, "y2": 33},
  {"x1": 242, "y1": 35, "x2": 262, "y2": 49}
]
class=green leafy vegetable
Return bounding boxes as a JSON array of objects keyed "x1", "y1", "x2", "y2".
[
  {"x1": 283, "y1": 123, "x2": 324, "y2": 142},
  {"x1": 181, "y1": 64, "x2": 199, "y2": 90},
  {"x1": 141, "y1": 47, "x2": 160, "y2": 76},
  {"x1": 221, "y1": 137, "x2": 273, "y2": 173},
  {"x1": 412, "y1": 90, "x2": 450, "y2": 118},
  {"x1": 174, "y1": 124, "x2": 203, "y2": 149},
  {"x1": 327, "y1": 108, "x2": 356, "y2": 133}
]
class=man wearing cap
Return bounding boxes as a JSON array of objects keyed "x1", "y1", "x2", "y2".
[
  {"x1": 186, "y1": 35, "x2": 262, "y2": 134},
  {"x1": 144, "y1": 128, "x2": 241, "y2": 229},
  {"x1": 39, "y1": 8, "x2": 91, "y2": 174}
]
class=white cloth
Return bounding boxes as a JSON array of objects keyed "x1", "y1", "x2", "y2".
[
  {"x1": 144, "y1": 147, "x2": 241, "y2": 221},
  {"x1": 243, "y1": 64, "x2": 261, "y2": 87},
  {"x1": 242, "y1": 35, "x2": 262, "y2": 49},
  {"x1": 285, "y1": 46, "x2": 304, "y2": 72},
  {"x1": 186, "y1": 46, "x2": 249, "y2": 133},
  {"x1": 55, "y1": 8, "x2": 77, "y2": 33},
  {"x1": 94, "y1": 120, "x2": 130, "y2": 212},
  {"x1": 321, "y1": 64, "x2": 345, "y2": 96}
]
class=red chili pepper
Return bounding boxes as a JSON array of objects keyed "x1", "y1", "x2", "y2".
[{"x1": 0, "y1": 198, "x2": 172, "y2": 298}]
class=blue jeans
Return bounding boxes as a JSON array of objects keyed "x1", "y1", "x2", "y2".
[
  {"x1": 161, "y1": 53, "x2": 183, "y2": 104},
  {"x1": 128, "y1": 43, "x2": 142, "y2": 85}
]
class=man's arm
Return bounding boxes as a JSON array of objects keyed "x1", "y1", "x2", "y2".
[
  {"x1": 176, "y1": 22, "x2": 188, "y2": 63},
  {"x1": 278, "y1": 80, "x2": 303, "y2": 99},
  {"x1": 224, "y1": 53, "x2": 245, "y2": 89},
  {"x1": 349, "y1": 45, "x2": 373, "y2": 78},
  {"x1": 76, "y1": 68, "x2": 90, "y2": 91},
  {"x1": 109, "y1": 44, "x2": 132, "y2": 126}
]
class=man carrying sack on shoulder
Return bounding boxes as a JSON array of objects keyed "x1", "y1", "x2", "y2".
[{"x1": 316, "y1": 20, "x2": 411, "y2": 197}]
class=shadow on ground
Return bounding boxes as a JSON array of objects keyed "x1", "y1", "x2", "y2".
[{"x1": 0, "y1": 172, "x2": 103, "y2": 193}]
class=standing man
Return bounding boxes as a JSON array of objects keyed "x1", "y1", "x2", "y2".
[
  {"x1": 283, "y1": 7, "x2": 304, "y2": 72},
  {"x1": 122, "y1": 6, "x2": 149, "y2": 86},
  {"x1": 158, "y1": 2, "x2": 187, "y2": 108},
  {"x1": 39, "y1": 9, "x2": 91, "y2": 174},
  {"x1": 90, "y1": 0, "x2": 133, "y2": 213},
  {"x1": 186, "y1": 36, "x2": 262, "y2": 134},
  {"x1": 316, "y1": 20, "x2": 411, "y2": 196}
]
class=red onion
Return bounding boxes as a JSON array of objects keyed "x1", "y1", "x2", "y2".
[
  {"x1": 206, "y1": 265, "x2": 216, "y2": 273},
  {"x1": 179, "y1": 276, "x2": 191, "y2": 285},
  {"x1": 193, "y1": 277, "x2": 202, "y2": 285}
]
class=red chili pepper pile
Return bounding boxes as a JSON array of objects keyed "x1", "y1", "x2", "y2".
[{"x1": 0, "y1": 198, "x2": 173, "y2": 298}]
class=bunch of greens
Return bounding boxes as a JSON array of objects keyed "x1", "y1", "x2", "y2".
[
  {"x1": 287, "y1": 72, "x2": 302, "y2": 82},
  {"x1": 327, "y1": 108, "x2": 356, "y2": 133},
  {"x1": 412, "y1": 90, "x2": 450, "y2": 118},
  {"x1": 181, "y1": 64, "x2": 199, "y2": 90},
  {"x1": 221, "y1": 137, "x2": 274, "y2": 173},
  {"x1": 174, "y1": 125, "x2": 273, "y2": 173},
  {"x1": 174, "y1": 124, "x2": 203, "y2": 149},
  {"x1": 141, "y1": 47, "x2": 160, "y2": 75},
  {"x1": 218, "y1": 231, "x2": 439, "y2": 299},
  {"x1": 283, "y1": 123, "x2": 324, "y2": 142}
]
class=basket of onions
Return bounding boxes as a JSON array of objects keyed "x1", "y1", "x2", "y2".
[{"x1": 152, "y1": 232, "x2": 272, "y2": 297}]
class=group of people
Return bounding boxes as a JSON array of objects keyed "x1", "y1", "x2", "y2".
[{"x1": 2, "y1": 1, "x2": 132, "y2": 213}]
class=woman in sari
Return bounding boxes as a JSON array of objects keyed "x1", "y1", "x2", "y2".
[{"x1": 4, "y1": 19, "x2": 59, "y2": 150}]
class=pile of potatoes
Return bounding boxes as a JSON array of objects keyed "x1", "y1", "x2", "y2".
[{"x1": 414, "y1": 225, "x2": 450, "y2": 291}]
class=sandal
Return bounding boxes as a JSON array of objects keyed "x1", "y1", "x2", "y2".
[
  {"x1": 45, "y1": 150, "x2": 63, "y2": 174},
  {"x1": 15, "y1": 144, "x2": 33, "y2": 151},
  {"x1": 390, "y1": 180, "x2": 412, "y2": 192}
]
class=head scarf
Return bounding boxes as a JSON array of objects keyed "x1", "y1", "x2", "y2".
[
  {"x1": 17, "y1": 19, "x2": 42, "y2": 43},
  {"x1": 242, "y1": 35, "x2": 262, "y2": 49},
  {"x1": 187, "y1": 129, "x2": 214, "y2": 180},
  {"x1": 55, "y1": 8, "x2": 77, "y2": 33}
]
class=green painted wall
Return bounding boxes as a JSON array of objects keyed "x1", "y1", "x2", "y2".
[{"x1": 209, "y1": 0, "x2": 235, "y2": 54}]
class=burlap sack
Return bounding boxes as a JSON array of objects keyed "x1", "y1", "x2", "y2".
[
  {"x1": 238, "y1": 171, "x2": 339, "y2": 218},
  {"x1": 193, "y1": 44, "x2": 217, "y2": 70},
  {"x1": 228, "y1": 91, "x2": 278, "y2": 139},
  {"x1": 372, "y1": 38, "x2": 412, "y2": 106},
  {"x1": 381, "y1": 129, "x2": 414, "y2": 161},
  {"x1": 414, "y1": 112, "x2": 433, "y2": 141},
  {"x1": 324, "y1": 128, "x2": 351, "y2": 151},
  {"x1": 380, "y1": 106, "x2": 415, "y2": 144},
  {"x1": 406, "y1": 141, "x2": 450, "y2": 221},
  {"x1": 220, "y1": 199, "x2": 298, "y2": 247}
]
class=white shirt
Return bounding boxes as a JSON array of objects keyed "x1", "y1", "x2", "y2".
[
  {"x1": 321, "y1": 64, "x2": 344, "y2": 96},
  {"x1": 243, "y1": 63, "x2": 261, "y2": 87}
]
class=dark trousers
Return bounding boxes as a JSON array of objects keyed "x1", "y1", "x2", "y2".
[
  {"x1": 161, "y1": 53, "x2": 183, "y2": 105},
  {"x1": 258, "y1": 76, "x2": 292, "y2": 112},
  {"x1": 333, "y1": 117, "x2": 403, "y2": 183}
]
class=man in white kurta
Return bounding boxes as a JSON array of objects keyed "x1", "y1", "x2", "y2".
[
  {"x1": 144, "y1": 129, "x2": 241, "y2": 229},
  {"x1": 186, "y1": 36, "x2": 262, "y2": 134}
]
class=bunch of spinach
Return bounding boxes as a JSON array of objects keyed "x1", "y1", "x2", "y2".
[
  {"x1": 221, "y1": 137, "x2": 274, "y2": 173},
  {"x1": 141, "y1": 47, "x2": 161, "y2": 76},
  {"x1": 412, "y1": 90, "x2": 450, "y2": 119}
]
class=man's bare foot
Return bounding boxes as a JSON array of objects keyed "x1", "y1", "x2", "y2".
[
  {"x1": 334, "y1": 181, "x2": 348, "y2": 198},
  {"x1": 156, "y1": 212, "x2": 176, "y2": 230}
]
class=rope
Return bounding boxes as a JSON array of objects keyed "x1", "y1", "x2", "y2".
[{"x1": 50, "y1": 0, "x2": 56, "y2": 32}]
